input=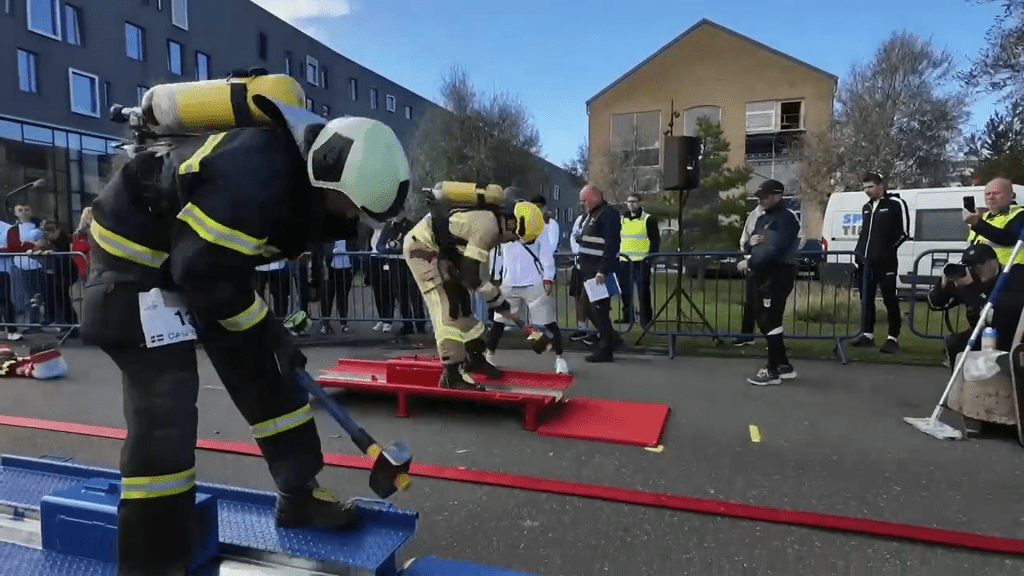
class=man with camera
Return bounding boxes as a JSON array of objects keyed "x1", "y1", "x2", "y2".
[{"x1": 927, "y1": 244, "x2": 1024, "y2": 368}]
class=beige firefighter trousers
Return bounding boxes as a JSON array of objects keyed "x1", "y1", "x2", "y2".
[{"x1": 402, "y1": 235, "x2": 485, "y2": 365}]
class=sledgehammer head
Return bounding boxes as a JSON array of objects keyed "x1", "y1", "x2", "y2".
[
  {"x1": 525, "y1": 329, "x2": 552, "y2": 354},
  {"x1": 366, "y1": 442, "x2": 412, "y2": 499}
]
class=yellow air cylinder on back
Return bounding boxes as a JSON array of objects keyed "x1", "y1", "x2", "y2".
[
  {"x1": 140, "y1": 74, "x2": 306, "y2": 135},
  {"x1": 433, "y1": 181, "x2": 506, "y2": 206}
]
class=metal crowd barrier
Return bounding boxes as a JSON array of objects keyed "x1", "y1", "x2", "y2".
[
  {"x1": 2, "y1": 247, "x2": 957, "y2": 366},
  {"x1": 0, "y1": 250, "x2": 87, "y2": 340}
]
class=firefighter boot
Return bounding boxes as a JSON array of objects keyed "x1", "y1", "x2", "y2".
[
  {"x1": 439, "y1": 363, "x2": 485, "y2": 391},
  {"x1": 464, "y1": 338, "x2": 504, "y2": 380},
  {"x1": 275, "y1": 482, "x2": 362, "y2": 531}
]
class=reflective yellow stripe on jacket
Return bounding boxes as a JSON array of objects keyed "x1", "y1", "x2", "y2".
[
  {"x1": 121, "y1": 468, "x2": 196, "y2": 500},
  {"x1": 967, "y1": 205, "x2": 1024, "y2": 265},
  {"x1": 218, "y1": 292, "x2": 269, "y2": 331},
  {"x1": 177, "y1": 202, "x2": 279, "y2": 258},
  {"x1": 178, "y1": 132, "x2": 227, "y2": 175},
  {"x1": 620, "y1": 214, "x2": 651, "y2": 261},
  {"x1": 91, "y1": 220, "x2": 169, "y2": 269},
  {"x1": 251, "y1": 404, "x2": 314, "y2": 439}
]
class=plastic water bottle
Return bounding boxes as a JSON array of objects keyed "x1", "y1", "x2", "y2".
[{"x1": 981, "y1": 327, "x2": 997, "y2": 351}]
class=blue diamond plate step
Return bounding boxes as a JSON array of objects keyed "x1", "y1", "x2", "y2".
[{"x1": 0, "y1": 455, "x2": 418, "y2": 575}]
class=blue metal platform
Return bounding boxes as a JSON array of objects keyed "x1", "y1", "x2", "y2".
[
  {"x1": 0, "y1": 455, "x2": 543, "y2": 576},
  {"x1": 0, "y1": 455, "x2": 418, "y2": 574}
]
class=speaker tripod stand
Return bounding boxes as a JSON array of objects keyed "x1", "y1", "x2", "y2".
[{"x1": 634, "y1": 187, "x2": 722, "y2": 348}]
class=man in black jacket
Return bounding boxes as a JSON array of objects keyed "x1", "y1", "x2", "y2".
[
  {"x1": 853, "y1": 172, "x2": 909, "y2": 354},
  {"x1": 738, "y1": 180, "x2": 801, "y2": 386},
  {"x1": 576, "y1": 184, "x2": 621, "y2": 362},
  {"x1": 927, "y1": 243, "x2": 1024, "y2": 369}
]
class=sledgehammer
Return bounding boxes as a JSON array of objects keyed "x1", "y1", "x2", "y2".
[
  {"x1": 499, "y1": 313, "x2": 555, "y2": 354},
  {"x1": 292, "y1": 368, "x2": 411, "y2": 498}
]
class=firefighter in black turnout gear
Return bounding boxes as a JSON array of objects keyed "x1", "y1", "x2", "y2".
[
  {"x1": 853, "y1": 171, "x2": 909, "y2": 354},
  {"x1": 80, "y1": 76, "x2": 410, "y2": 576},
  {"x1": 739, "y1": 179, "x2": 801, "y2": 386}
]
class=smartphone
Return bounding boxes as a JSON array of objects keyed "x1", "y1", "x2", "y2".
[{"x1": 963, "y1": 196, "x2": 976, "y2": 212}]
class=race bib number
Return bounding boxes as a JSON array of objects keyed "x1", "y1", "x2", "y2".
[{"x1": 138, "y1": 288, "x2": 197, "y2": 348}]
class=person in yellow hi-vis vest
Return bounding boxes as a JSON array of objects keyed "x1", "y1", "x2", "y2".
[
  {"x1": 618, "y1": 194, "x2": 660, "y2": 327},
  {"x1": 964, "y1": 178, "x2": 1024, "y2": 267}
]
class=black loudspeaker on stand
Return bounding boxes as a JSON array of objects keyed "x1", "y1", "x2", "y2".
[{"x1": 635, "y1": 133, "x2": 722, "y2": 346}]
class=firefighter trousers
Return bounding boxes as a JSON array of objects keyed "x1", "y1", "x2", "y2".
[
  {"x1": 81, "y1": 280, "x2": 325, "y2": 574},
  {"x1": 402, "y1": 245, "x2": 485, "y2": 365}
]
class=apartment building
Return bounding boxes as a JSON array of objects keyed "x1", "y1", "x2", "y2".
[{"x1": 585, "y1": 19, "x2": 837, "y2": 237}]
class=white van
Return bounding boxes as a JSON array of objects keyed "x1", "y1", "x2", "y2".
[{"x1": 821, "y1": 185, "x2": 1024, "y2": 291}]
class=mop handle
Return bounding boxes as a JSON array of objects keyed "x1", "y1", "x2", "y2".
[{"x1": 932, "y1": 233, "x2": 1024, "y2": 416}]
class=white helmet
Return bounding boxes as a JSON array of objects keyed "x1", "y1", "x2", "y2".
[{"x1": 308, "y1": 117, "x2": 410, "y2": 227}]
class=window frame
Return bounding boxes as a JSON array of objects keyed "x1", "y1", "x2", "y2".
[
  {"x1": 305, "y1": 56, "x2": 319, "y2": 86},
  {"x1": 68, "y1": 67, "x2": 101, "y2": 118},
  {"x1": 349, "y1": 78, "x2": 358, "y2": 101},
  {"x1": 305, "y1": 97, "x2": 314, "y2": 112},
  {"x1": 195, "y1": 51, "x2": 210, "y2": 80},
  {"x1": 170, "y1": 0, "x2": 188, "y2": 31},
  {"x1": 26, "y1": 0, "x2": 61, "y2": 41},
  {"x1": 125, "y1": 22, "x2": 146, "y2": 61},
  {"x1": 745, "y1": 101, "x2": 777, "y2": 133},
  {"x1": 370, "y1": 88, "x2": 378, "y2": 110},
  {"x1": 404, "y1": 105, "x2": 412, "y2": 120},
  {"x1": 17, "y1": 49, "x2": 39, "y2": 94},
  {"x1": 63, "y1": 4, "x2": 82, "y2": 46},
  {"x1": 385, "y1": 94, "x2": 396, "y2": 113},
  {"x1": 167, "y1": 39, "x2": 183, "y2": 75}
]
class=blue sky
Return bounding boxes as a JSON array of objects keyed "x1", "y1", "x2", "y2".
[{"x1": 253, "y1": 0, "x2": 1008, "y2": 168}]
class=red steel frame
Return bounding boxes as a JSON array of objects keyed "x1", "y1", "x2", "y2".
[{"x1": 317, "y1": 355, "x2": 574, "y2": 431}]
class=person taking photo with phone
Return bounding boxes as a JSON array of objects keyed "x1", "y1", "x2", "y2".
[{"x1": 963, "y1": 178, "x2": 1024, "y2": 268}]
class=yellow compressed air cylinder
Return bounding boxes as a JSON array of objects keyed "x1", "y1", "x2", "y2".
[
  {"x1": 140, "y1": 74, "x2": 306, "y2": 135},
  {"x1": 433, "y1": 181, "x2": 506, "y2": 206}
]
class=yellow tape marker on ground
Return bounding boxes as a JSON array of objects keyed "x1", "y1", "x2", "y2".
[
  {"x1": 749, "y1": 425, "x2": 761, "y2": 443},
  {"x1": 644, "y1": 444, "x2": 664, "y2": 453}
]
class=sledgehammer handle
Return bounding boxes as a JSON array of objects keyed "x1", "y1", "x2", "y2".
[{"x1": 293, "y1": 368, "x2": 376, "y2": 454}]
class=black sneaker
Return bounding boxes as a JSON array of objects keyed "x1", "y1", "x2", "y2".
[
  {"x1": 778, "y1": 364, "x2": 797, "y2": 379},
  {"x1": 748, "y1": 367, "x2": 782, "y2": 386},
  {"x1": 275, "y1": 486, "x2": 362, "y2": 531},
  {"x1": 581, "y1": 335, "x2": 600, "y2": 347},
  {"x1": 850, "y1": 335, "x2": 874, "y2": 348},
  {"x1": 732, "y1": 337, "x2": 755, "y2": 347},
  {"x1": 880, "y1": 339, "x2": 899, "y2": 354},
  {"x1": 568, "y1": 332, "x2": 590, "y2": 342}
]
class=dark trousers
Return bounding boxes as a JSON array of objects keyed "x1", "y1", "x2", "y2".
[
  {"x1": 322, "y1": 267, "x2": 354, "y2": 323},
  {"x1": 584, "y1": 276, "x2": 617, "y2": 356},
  {"x1": 393, "y1": 263, "x2": 427, "y2": 333},
  {"x1": 860, "y1": 263, "x2": 901, "y2": 338},
  {"x1": 619, "y1": 259, "x2": 653, "y2": 325},
  {"x1": 81, "y1": 280, "x2": 324, "y2": 574},
  {"x1": 256, "y1": 268, "x2": 290, "y2": 317},
  {"x1": 755, "y1": 265, "x2": 796, "y2": 370},
  {"x1": 368, "y1": 256, "x2": 394, "y2": 320},
  {"x1": 740, "y1": 271, "x2": 757, "y2": 335}
]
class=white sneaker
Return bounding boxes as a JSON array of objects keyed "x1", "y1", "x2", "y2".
[
  {"x1": 372, "y1": 322, "x2": 384, "y2": 331},
  {"x1": 555, "y1": 357, "x2": 570, "y2": 374},
  {"x1": 381, "y1": 323, "x2": 393, "y2": 332},
  {"x1": 485, "y1": 351, "x2": 497, "y2": 366}
]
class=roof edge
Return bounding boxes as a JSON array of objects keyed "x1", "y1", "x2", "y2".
[{"x1": 585, "y1": 18, "x2": 838, "y2": 107}]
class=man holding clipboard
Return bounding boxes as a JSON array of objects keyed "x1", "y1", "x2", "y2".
[{"x1": 575, "y1": 185, "x2": 622, "y2": 363}]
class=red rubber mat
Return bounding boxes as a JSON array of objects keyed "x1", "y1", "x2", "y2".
[{"x1": 534, "y1": 398, "x2": 670, "y2": 447}]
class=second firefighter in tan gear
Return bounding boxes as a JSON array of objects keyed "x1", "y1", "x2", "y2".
[{"x1": 404, "y1": 188, "x2": 546, "y2": 390}]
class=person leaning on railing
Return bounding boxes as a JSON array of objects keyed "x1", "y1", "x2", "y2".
[{"x1": 926, "y1": 243, "x2": 1024, "y2": 370}]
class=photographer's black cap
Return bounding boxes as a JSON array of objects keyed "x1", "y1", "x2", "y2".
[
  {"x1": 961, "y1": 243, "x2": 998, "y2": 266},
  {"x1": 754, "y1": 179, "x2": 785, "y2": 196}
]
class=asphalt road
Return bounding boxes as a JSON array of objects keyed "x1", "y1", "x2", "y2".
[{"x1": 0, "y1": 345, "x2": 1022, "y2": 575}]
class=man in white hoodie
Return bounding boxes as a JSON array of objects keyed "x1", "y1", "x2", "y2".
[{"x1": 484, "y1": 205, "x2": 569, "y2": 374}]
